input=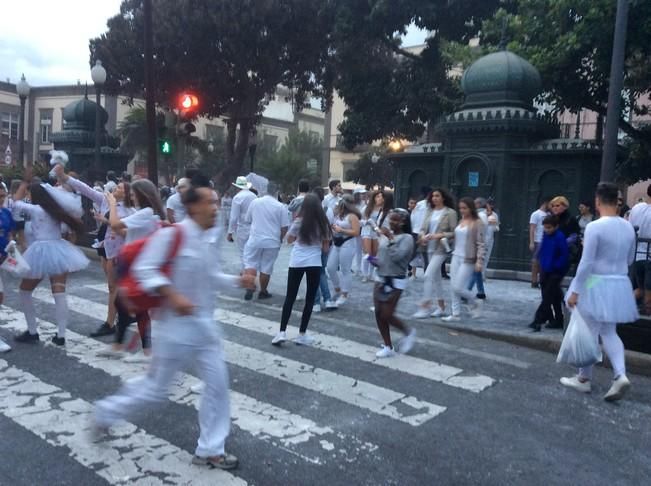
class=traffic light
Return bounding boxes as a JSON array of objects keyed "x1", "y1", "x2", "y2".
[
  {"x1": 177, "y1": 92, "x2": 199, "y2": 118},
  {"x1": 159, "y1": 139, "x2": 173, "y2": 154}
]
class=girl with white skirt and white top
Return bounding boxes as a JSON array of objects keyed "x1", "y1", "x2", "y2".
[
  {"x1": 54, "y1": 163, "x2": 136, "y2": 337},
  {"x1": 326, "y1": 195, "x2": 361, "y2": 306},
  {"x1": 562, "y1": 182, "x2": 639, "y2": 402},
  {"x1": 13, "y1": 169, "x2": 89, "y2": 346},
  {"x1": 442, "y1": 197, "x2": 486, "y2": 321}
]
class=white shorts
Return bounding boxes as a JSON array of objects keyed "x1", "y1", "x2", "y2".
[{"x1": 243, "y1": 246, "x2": 280, "y2": 275}]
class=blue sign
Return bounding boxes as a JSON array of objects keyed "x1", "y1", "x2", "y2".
[{"x1": 468, "y1": 171, "x2": 479, "y2": 187}]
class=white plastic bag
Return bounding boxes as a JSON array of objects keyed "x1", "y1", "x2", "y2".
[
  {"x1": 1, "y1": 241, "x2": 31, "y2": 276},
  {"x1": 556, "y1": 308, "x2": 602, "y2": 368}
]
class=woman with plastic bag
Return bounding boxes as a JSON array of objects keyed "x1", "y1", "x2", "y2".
[{"x1": 560, "y1": 182, "x2": 639, "y2": 402}]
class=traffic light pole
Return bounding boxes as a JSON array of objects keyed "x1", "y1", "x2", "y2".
[{"x1": 144, "y1": 0, "x2": 158, "y2": 182}]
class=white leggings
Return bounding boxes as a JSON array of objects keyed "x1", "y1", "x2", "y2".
[
  {"x1": 422, "y1": 253, "x2": 447, "y2": 306},
  {"x1": 450, "y1": 255, "x2": 476, "y2": 316},
  {"x1": 579, "y1": 319, "x2": 626, "y2": 380},
  {"x1": 327, "y1": 242, "x2": 355, "y2": 293}
]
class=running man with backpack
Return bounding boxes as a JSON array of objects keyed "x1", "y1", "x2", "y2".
[{"x1": 94, "y1": 174, "x2": 254, "y2": 470}]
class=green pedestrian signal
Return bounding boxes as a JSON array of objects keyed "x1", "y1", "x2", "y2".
[{"x1": 160, "y1": 139, "x2": 172, "y2": 154}]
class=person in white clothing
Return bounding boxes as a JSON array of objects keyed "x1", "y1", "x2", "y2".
[
  {"x1": 166, "y1": 178, "x2": 190, "y2": 223},
  {"x1": 562, "y1": 182, "x2": 639, "y2": 402},
  {"x1": 326, "y1": 195, "x2": 361, "y2": 306},
  {"x1": 12, "y1": 165, "x2": 89, "y2": 346},
  {"x1": 95, "y1": 175, "x2": 254, "y2": 470},
  {"x1": 243, "y1": 182, "x2": 289, "y2": 299},
  {"x1": 529, "y1": 197, "x2": 550, "y2": 288},
  {"x1": 467, "y1": 197, "x2": 490, "y2": 299},
  {"x1": 352, "y1": 187, "x2": 367, "y2": 276},
  {"x1": 323, "y1": 179, "x2": 342, "y2": 214},
  {"x1": 227, "y1": 176, "x2": 257, "y2": 272},
  {"x1": 628, "y1": 184, "x2": 651, "y2": 314}
]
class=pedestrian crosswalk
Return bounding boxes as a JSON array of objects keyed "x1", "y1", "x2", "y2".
[{"x1": 0, "y1": 282, "x2": 500, "y2": 483}]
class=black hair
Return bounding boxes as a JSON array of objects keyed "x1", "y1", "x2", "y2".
[
  {"x1": 378, "y1": 190, "x2": 394, "y2": 227},
  {"x1": 182, "y1": 172, "x2": 213, "y2": 206},
  {"x1": 580, "y1": 200, "x2": 592, "y2": 209},
  {"x1": 420, "y1": 186, "x2": 431, "y2": 198},
  {"x1": 540, "y1": 196, "x2": 552, "y2": 204},
  {"x1": 428, "y1": 187, "x2": 455, "y2": 209},
  {"x1": 29, "y1": 183, "x2": 84, "y2": 233},
  {"x1": 336, "y1": 194, "x2": 362, "y2": 219},
  {"x1": 106, "y1": 170, "x2": 118, "y2": 183},
  {"x1": 595, "y1": 182, "x2": 619, "y2": 206},
  {"x1": 459, "y1": 196, "x2": 479, "y2": 220},
  {"x1": 364, "y1": 190, "x2": 382, "y2": 219},
  {"x1": 250, "y1": 187, "x2": 259, "y2": 196},
  {"x1": 328, "y1": 179, "x2": 340, "y2": 191},
  {"x1": 298, "y1": 194, "x2": 331, "y2": 245},
  {"x1": 390, "y1": 208, "x2": 412, "y2": 234},
  {"x1": 312, "y1": 186, "x2": 325, "y2": 201},
  {"x1": 543, "y1": 215, "x2": 559, "y2": 227},
  {"x1": 131, "y1": 179, "x2": 166, "y2": 218},
  {"x1": 298, "y1": 179, "x2": 310, "y2": 193}
]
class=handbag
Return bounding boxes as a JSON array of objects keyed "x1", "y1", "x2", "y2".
[
  {"x1": 556, "y1": 308, "x2": 602, "y2": 368},
  {"x1": 332, "y1": 235, "x2": 354, "y2": 247},
  {"x1": 1, "y1": 241, "x2": 31, "y2": 276}
]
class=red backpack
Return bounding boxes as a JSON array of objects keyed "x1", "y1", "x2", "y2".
[{"x1": 116, "y1": 224, "x2": 184, "y2": 314}]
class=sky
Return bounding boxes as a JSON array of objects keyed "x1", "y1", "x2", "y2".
[{"x1": 0, "y1": 1, "x2": 427, "y2": 87}]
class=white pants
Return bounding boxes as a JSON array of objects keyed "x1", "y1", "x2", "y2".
[
  {"x1": 578, "y1": 319, "x2": 626, "y2": 380},
  {"x1": 327, "y1": 242, "x2": 355, "y2": 293},
  {"x1": 422, "y1": 253, "x2": 447, "y2": 306},
  {"x1": 235, "y1": 227, "x2": 251, "y2": 271},
  {"x1": 353, "y1": 236, "x2": 363, "y2": 273},
  {"x1": 484, "y1": 239, "x2": 495, "y2": 276},
  {"x1": 95, "y1": 336, "x2": 231, "y2": 457},
  {"x1": 450, "y1": 255, "x2": 476, "y2": 316}
]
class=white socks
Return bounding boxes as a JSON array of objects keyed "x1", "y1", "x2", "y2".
[
  {"x1": 53, "y1": 293, "x2": 68, "y2": 339},
  {"x1": 362, "y1": 255, "x2": 370, "y2": 278},
  {"x1": 19, "y1": 290, "x2": 37, "y2": 335}
]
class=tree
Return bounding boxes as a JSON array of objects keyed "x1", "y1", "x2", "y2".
[
  {"x1": 329, "y1": 0, "x2": 502, "y2": 148},
  {"x1": 479, "y1": 0, "x2": 651, "y2": 182},
  {"x1": 345, "y1": 151, "x2": 394, "y2": 189},
  {"x1": 90, "y1": 0, "x2": 333, "y2": 189},
  {"x1": 256, "y1": 129, "x2": 323, "y2": 194}
]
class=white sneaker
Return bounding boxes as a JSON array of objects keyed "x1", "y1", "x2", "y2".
[
  {"x1": 293, "y1": 334, "x2": 315, "y2": 346},
  {"x1": 0, "y1": 338, "x2": 11, "y2": 353},
  {"x1": 441, "y1": 314, "x2": 461, "y2": 322},
  {"x1": 604, "y1": 375, "x2": 631, "y2": 402},
  {"x1": 398, "y1": 329, "x2": 416, "y2": 355},
  {"x1": 361, "y1": 276, "x2": 369, "y2": 283},
  {"x1": 190, "y1": 382, "x2": 205, "y2": 394},
  {"x1": 560, "y1": 376, "x2": 591, "y2": 393},
  {"x1": 97, "y1": 348, "x2": 126, "y2": 358},
  {"x1": 271, "y1": 331, "x2": 287, "y2": 345},
  {"x1": 325, "y1": 300, "x2": 338, "y2": 309},
  {"x1": 312, "y1": 304, "x2": 322, "y2": 313},
  {"x1": 335, "y1": 296, "x2": 348, "y2": 306},
  {"x1": 375, "y1": 345, "x2": 395, "y2": 358},
  {"x1": 123, "y1": 354, "x2": 151, "y2": 364},
  {"x1": 412, "y1": 308, "x2": 431, "y2": 319},
  {"x1": 470, "y1": 300, "x2": 484, "y2": 318},
  {"x1": 430, "y1": 307, "x2": 445, "y2": 318}
]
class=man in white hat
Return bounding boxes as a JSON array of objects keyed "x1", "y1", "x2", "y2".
[
  {"x1": 242, "y1": 182, "x2": 289, "y2": 300},
  {"x1": 166, "y1": 178, "x2": 191, "y2": 223},
  {"x1": 227, "y1": 176, "x2": 257, "y2": 272}
]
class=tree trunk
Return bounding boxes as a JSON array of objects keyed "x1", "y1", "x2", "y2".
[{"x1": 215, "y1": 117, "x2": 254, "y2": 191}]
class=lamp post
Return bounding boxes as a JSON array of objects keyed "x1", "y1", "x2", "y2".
[
  {"x1": 16, "y1": 74, "x2": 30, "y2": 167},
  {"x1": 91, "y1": 60, "x2": 107, "y2": 170}
]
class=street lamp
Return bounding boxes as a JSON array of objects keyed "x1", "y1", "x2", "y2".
[
  {"x1": 91, "y1": 60, "x2": 107, "y2": 170},
  {"x1": 16, "y1": 74, "x2": 30, "y2": 167}
]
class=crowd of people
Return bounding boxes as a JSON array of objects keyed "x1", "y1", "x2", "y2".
[{"x1": 0, "y1": 153, "x2": 648, "y2": 468}]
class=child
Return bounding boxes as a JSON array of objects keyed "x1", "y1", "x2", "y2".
[{"x1": 529, "y1": 215, "x2": 569, "y2": 332}]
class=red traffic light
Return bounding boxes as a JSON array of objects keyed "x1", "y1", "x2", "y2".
[{"x1": 178, "y1": 93, "x2": 199, "y2": 113}]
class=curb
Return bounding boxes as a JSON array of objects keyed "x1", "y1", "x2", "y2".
[{"x1": 435, "y1": 321, "x2": 651, "y2": 378}]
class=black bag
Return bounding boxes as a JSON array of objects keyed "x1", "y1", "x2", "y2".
[{"x1": 333, "y1": 235, "x2": 354, "y2": 247}]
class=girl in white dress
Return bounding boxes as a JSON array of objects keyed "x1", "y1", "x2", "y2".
[
  {"x1": 327, "y1": 195, "x2": 361, "y2": 306},
  {"x1": 562, "y1": 182, "x2": 639, "y2": 402},
  {"x1": 13, "y1": 169, "x2": 89, "y2": 346},
  {"x1": 54, "y1": 164, "x2": 136, "y2": 337},
  {"x1": 361, "y1": 191, "x2": 383, "y2": 282}
]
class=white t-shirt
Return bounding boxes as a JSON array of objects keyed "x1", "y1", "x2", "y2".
[
  {"x1": 166, "y1": 192, "x2": 186, "y2": 222},
  {"x1": 287, "y1": 219, "x2": 323, "y2": 268},
  {"x1": 123, "y1": 207, "x2": 161, "y2": 243},
  {"x1": 453, "y1": 225, "x2": 468, "y2": 258},
  {"x1": 410, "y1": 200, "x2": 428, "y2": 235},
  {"x1": 629, "y1": 201, "x2": 651, "y2": 261},
  {"x1": 245, "y1": 196, "x2": 290, "y2": 249},
  {"x1": 486, "y1": 211, "x2": 499, "y2": 245},
  {"x1": 426, "y1": 208, "x2": 446, "y2": 252},
  {"x1": 529, "y1": 209, "x2": 548, "y2": 243}
]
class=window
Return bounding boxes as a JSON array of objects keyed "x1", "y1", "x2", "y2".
[
  {"x1": 1, "y1": 112, "x2": 18, "y2": 140},
  {"x1": 60, "y1": 108, "x2": 67, "y2": 129},
  {"x1": 40, "y1": 109, "x2": 53, "y2": 144},
  {"x1": 205, "y1": 124, "x2": 224, "y2": 141}
]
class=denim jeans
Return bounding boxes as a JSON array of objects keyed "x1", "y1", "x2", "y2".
[
  {"x1": 467, "y1": 271, "x2": 485, "y2": 295},
  {"x1": 314, "y1": 250, "x2": 332, "y2": 305}
]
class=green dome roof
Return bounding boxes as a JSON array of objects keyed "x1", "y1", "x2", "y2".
[
  {"x1": 62, "y1": 95, "x2": 108, "y2": 131},
  {"x1": 461, "y1": 50, "x2": 542, "y2": 109}
]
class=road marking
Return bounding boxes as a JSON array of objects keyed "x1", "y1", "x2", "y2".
[
  {"x1": 1, "y1": 304, "x2": 378, "y2": 464},
  {"x1": 215, "y1": 293, "x2": 531, "y2": 370},
  {"x1": 31, "y1": 290, "x2": 447, "y2": 426},
  {"x1": 83, "y1": 284, "x2": 495, "y2": 391},
  {"x1": 0, "y1": 359, "x2": 245, "y2": 485}
]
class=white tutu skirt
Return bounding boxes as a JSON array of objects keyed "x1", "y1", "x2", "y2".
[
  {"x1": 22, "y1": 239, "x2": 90, "y2": 279},
  {"x1": 569, "y1": 275, "x2": 639, "y2": 324}
]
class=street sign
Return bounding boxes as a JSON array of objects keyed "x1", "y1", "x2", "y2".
[
  {"x1": 159, "y1": 139, "x2": 172, "y2": 154},
  {"x1": 468, "y1": 171, "x2": 479, "y2": 187},
  {"x1": 4, "y1": 145, "x2": 12, "y2": 165}
]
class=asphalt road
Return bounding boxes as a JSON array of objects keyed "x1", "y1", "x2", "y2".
[{"x1": 1, "y1": 246, "x2": 650, "y2": 486}]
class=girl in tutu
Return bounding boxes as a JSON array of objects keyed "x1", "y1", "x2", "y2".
[
  {"x1": 0, "y1": 183, "x2": 16, "y2": 353},
  {"x1": 53, "y1": 164, "x2": 135, "y2": 337},
  {"x1": 561, "y1": 182, "x2": 639, "y2": 402},
  {"x1": 13, "y1": 166, "x2": 89, "y2": 346}
]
